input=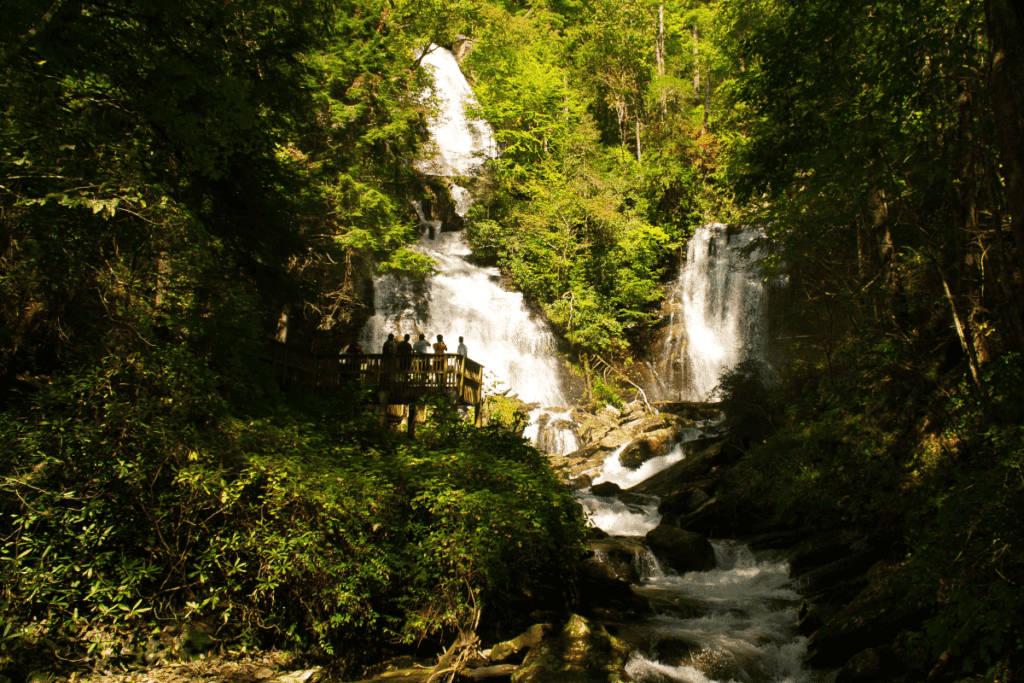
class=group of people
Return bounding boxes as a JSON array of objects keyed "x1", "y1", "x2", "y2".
[
  {"x1": 380, "y1": 333, "x2": 468, "y2": 358},
  {"x1": 344, "y1": 334, "x2": 469, "y2": 357}
]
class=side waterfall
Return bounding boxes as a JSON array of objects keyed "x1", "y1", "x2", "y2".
[{"x1": 652, "y1": 224, "x2": 784, "y2": 401}]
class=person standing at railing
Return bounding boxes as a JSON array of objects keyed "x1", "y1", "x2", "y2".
[
  {"x1": 412, "y1": 333, "x2": 431, "y2": 384},
  {"x1": 396, "y1": 334, "x2": 413, "y2": 384},
  {"x1": 412, "y1": 333, "x2": 431, "y2": 354},
  {"x1": 432, "y1": 334, "x2": 449, "y2": 390},
  {"x1": 456, "y1": 336, "x2": 468, "y2": 357}
]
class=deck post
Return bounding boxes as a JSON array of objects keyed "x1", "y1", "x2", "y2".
[
  {"x1": 407, "y1": 403, "x2": 417, "y2": 438},
  {"x1": 378, "y1": 389, "x2": 389, "y2": 426},
  {"x1": 474, "y1": 403, "x2": 482, "y2": 427}
]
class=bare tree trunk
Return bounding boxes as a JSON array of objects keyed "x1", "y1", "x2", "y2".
[
  {"x1": 702, "y1": 72, "x2": 711, "y2": 134},
  {"x1": 938, "y1": 265, "x2": 982, "y2": 390},
  {"x1": 656, "y1": 4, "x2": 667, "y2": 120},
  {"x1": 155, "y1": 251, "x2": 172, "y2": 311},
  {"x1": 692, "y1": 26, "x2": 700, "y2": 96},
  {"x1": 276, "y1": 306, "x2": 290, "y2": 343}
]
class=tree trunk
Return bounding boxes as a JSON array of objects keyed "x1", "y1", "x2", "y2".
[
  {"x1": 276, "y1": 305, "x2": 290, "y2": 343},
  {"x1": 984, "y1": 0, "x2": 1024, "y2": 274},
  {"x1": 635, "y1": 115, "x2": 642, "y2": 162},
  {"x1": 702, "y1": 72, "x2": 711, "y2": 134},
  {"x1": 657, "y1": 4, "x2": 667, "y2": 119},
  {"x1": 692, "y1": 26, "x2": 700, "y2": 96},
  {"x1": 938, "y1": 264, "x2": 982, "y2": 391}
]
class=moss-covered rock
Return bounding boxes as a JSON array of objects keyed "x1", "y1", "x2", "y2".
[{"x1": 511, "y1": 615, "x2": 631, "y2": 683}]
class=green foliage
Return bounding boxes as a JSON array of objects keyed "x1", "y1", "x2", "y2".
[
  {"x1": 0, "y1": 376, "x2": 585, "y2": 673},
  {"x1": 459, "y1": 0, "x2": 725, "y2": 356},
  {"x1": 710, "y1": 359, "x2": 779, "y2": 447}
]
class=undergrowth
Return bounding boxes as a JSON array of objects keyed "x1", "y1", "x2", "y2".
[{"x1": 0, "y1": 361, "x2": 585, "y2": 679}]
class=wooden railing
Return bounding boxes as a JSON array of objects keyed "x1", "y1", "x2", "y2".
[{"x1": 264, "y1": 341, "x2": 484, "y2": 406}]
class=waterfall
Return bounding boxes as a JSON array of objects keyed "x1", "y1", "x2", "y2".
[
  {"x1": 414, "y1": 45, "x2": 497, "y2": 177},
  {"x1": 360, "y1": 209, "x2": 568, "y2": 407},
  {"x1": 653, "y1": 224, "x2": 783, "y2": 401},
  {"x1": 358, "y1": 45, "x2": 569, "y2": 408}
]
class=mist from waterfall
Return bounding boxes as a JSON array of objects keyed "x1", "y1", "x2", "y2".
[{"x1": 653, "y1": 224, "x2": 782, "y2": 401}]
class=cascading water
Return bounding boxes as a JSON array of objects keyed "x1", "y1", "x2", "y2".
[
  {"x1": 414, "y1": 45, "x2": 498, "y2": 177},
  {"x1": 623, "y1": 541, "x2": 810, "y2": 683},
  {"x1": 361, "y1": 205, "x2": 568, "y2": 407},
  {"x1": 359, "y1": 45, "x2": 569, "y2": 407},
  {"x1": 652, "y1": 224, "x2": 784, "y2": 401},
  {"x1": 577, "y1": 425, "x2": 816, "y2": 683}
]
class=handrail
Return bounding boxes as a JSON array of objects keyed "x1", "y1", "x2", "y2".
[{"x1": 263, "y1": 340, "x2": 484, "y2": 405}]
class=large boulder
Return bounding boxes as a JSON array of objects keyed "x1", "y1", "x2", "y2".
[
  {"x1": 619, "y1": 427, "x2": 678, "y2": 469},
  {"x1": 575, "y1": 570, "x2": 653, "y2": 623},
  {"x1": 585, "y1": 537, "x2": 649, "y2": 584},
  {"x1": 628, "y1": 439, "x2": 734, "y2": 497},
  {"x1": 644, "y1": 525, "x2": 716, "y2": 574}
]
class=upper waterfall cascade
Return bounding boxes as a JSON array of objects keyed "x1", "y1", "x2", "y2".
[
  {"x1": 357, "y1": 46, "x2": 568, "y2": 408},
  {"x1": 652, "y1": 224, "x2": 784, "y2": 401},
  {"x1": 414, "y1": 45, "x2": 497, "y2": 177}
]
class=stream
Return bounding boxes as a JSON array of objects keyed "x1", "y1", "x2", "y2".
[{"x1": 576, "y1": 430, "x2": 824, "y2": 683}]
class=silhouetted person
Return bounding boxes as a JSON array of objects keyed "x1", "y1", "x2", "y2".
[
  {"x1": 396, "y1": 334, "x2": 413, "y2": 355},
  {"x1": 396, "y1": 334, "x2": 413, "y2": 382},
  {"x1": 346, "y1": 341, "x2": 363, "y2": 354},
  {"x1": 433, "y1": 334, "x2": 448, "y2": 354},
  {"x1": 413, "y1": 333, "x2": 431, "y2": 354},
  {"x1": 456, "y1": 336, "x2": 468, "y2": 357},
  {"x1": 382, "y1": 333, "x2": 396, "y2": 355}
]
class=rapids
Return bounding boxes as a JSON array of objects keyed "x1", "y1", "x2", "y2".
[{"x1": 577, "y1": 430, "x2": 818, "y2": 683}]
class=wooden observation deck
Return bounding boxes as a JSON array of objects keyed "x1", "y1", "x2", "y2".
[{"x1": 263, "y1": 341, "x2": 484, "y2": 434}]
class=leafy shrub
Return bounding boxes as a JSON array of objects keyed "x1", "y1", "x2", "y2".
[
  {"x1": 0, "y1": 362, "x2": 585, "y2": 676},
  {"x1": 711, "y1": 359, "x2": 780, "y2": 446}
]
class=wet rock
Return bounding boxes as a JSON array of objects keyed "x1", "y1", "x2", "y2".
[
  {"x1": 628, "y1": 439, "x2": 733, "y2": 497},
  {"x1": 566, "y1": 474, "x2": 592, "y2": 490},
  {"x1": 598, "y1": 431, "x2": 631, "y2": 450},
  {"x1": 596, "y1": 405, "x2": 621, "y2": 423},
  {"x1": 575, "y1": 572, "x2": 653, "y2": 622},
  {"x1": 586, "y1": 538, "x2": 648, "y2": 584},
  {"x1": 513, "y1": 614, "x2": 631, "y2": 683},
  {"x1": 619, "y1": 428, "x2": 678, "y2": 469},
  {"x1": 657, "y1": 488, "x2": 710, "y2": 519},
  {"x1": 644, "y1": 525, "x2": 716, "y2": 573},
  {"x1": 590, "y1": 481, "x2": 621, "y2": 497}
]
